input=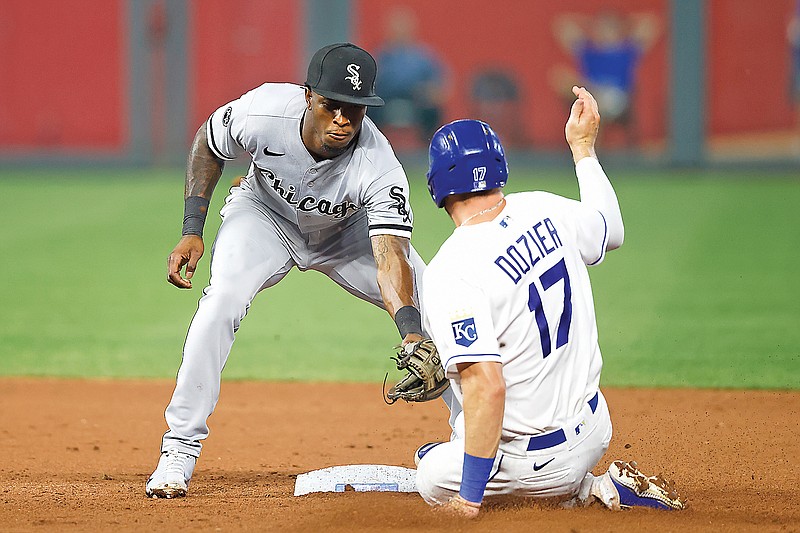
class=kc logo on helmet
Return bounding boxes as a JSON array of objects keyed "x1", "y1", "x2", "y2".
[
  {"x1": 345, "y1": 64, "x2": 362, "y2": 91},
  {"x1": 451, "y1": 318, "x2": 478, "y2": 347}
]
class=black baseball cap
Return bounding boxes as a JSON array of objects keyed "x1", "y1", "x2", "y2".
[{"x1": 305, "y1": 43, "x2": 385, "y2": 107}]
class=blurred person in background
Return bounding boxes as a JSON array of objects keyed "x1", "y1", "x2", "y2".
[
  {"x1": 550, "y1": 10, "x2": 660, "y2": 148},
  {"x1": 470, "y1": 70, "x2": 526, "y2": 148},
  {"x1": 788, "y1": 0, "x2": 800, "y2": 154},
  {"x1": 370, "y1": 6, "x2": 446, "y2": 145}
]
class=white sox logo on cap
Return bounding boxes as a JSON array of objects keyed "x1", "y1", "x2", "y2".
[
  {"x1": 345, "y1": 64, "x2": 362, "y2": 91},
  {"x1": 305, "y1": 43, "x2": 384, "y2": 106}
]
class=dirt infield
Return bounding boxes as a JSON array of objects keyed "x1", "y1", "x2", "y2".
[{"x1": 1, "y1": 379, "x2": 798, "y2": 532}]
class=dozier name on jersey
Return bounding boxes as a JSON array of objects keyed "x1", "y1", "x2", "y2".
[{"x1": 494, "y1": 216, "x2": 563, "y2": 284}]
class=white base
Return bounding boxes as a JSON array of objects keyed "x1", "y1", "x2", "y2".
[{"x1": 294, "y1": 465, "x2": 417, "y2": 496}]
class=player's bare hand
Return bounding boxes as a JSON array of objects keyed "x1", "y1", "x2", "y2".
[
  {"x1": 167, "y1": 235, "x2": 205, "y2": 289},
  {"x1": 440, "y1": 495, "x2": 481, "y2": 519},
  {"x1": 565, "y1": 86, "x2": 600, "y2": 164},
  {"x1": 401, "y1": 332, "x2": 425, "y2": 346}
]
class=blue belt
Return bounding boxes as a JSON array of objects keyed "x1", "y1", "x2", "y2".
[{"x1": 527, "y1": 392, "x2": 599, "y2": 452}]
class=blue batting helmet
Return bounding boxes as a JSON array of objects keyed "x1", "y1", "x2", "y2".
[{"x1": 426, "y1": 119, "x2": 508, "y2": 208}]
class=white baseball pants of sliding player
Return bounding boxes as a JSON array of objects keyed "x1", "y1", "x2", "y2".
[
  {"x1": 160, "y1": 190, "x2": 461, "y2": 457},
  {"x1": 416, "y1": 390, "x2": 612, "y2": 505}
]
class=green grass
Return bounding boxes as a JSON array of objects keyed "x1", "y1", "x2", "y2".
[{"x1": 0, "y1": 166, "x2": 797, "y2": 389}]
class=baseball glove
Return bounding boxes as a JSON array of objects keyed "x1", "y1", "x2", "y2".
[{"x1": 385, "y1": 339, "x2": 449, "y2": 403}]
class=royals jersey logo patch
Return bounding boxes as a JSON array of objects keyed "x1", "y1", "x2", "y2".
[{"x1": 451, "y1": 318, "x2": 478, "y2": 347}]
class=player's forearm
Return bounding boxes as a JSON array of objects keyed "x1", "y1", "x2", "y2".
[
  {"x1": 180, "y1": 123, "x2": 225, "y2": 237},
  {"x1": 456, "y1": 361, "x2": 504, "y2": 506},
  {"x1": 185, "y1": 122, "x2": 225, "y2": 200},
  {"x1": 460, "y1": 362, "x2": 505, "y2": 458},
  {"x1": 371, "y1": 235, "x2": 418, "y2": 318},
  {"x1": 575, "y1": 157, "x2": 624, "y2": 250}
]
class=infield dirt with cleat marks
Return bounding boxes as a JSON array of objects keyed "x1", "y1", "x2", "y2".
[{"x1": 0, "y1": 379, "x2": 797, "y2": 532}]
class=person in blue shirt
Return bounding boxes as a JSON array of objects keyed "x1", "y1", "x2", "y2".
[
  {"x1": 551, "y1": 10, "x2": 660, "y2": 147},
  {"x1": 370, "y1": 6, "x2": 446, "y2": 143}
]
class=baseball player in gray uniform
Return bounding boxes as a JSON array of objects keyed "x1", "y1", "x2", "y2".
[
  {"x1": 146, "y1": 43, "x2": 449, "y2": 498},
  {"x1": 414, "y1": 87, "x2": 685, "y2": 517}
]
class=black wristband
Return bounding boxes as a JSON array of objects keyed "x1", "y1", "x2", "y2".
[
  {"x1": 394, "y1": 306, "x2": 423, "y2": 338},
  {"x1": 182, "y1": 196, "x2": 210, "y2": 236}
]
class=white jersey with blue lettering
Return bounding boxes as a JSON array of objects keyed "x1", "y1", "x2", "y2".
[
  {"x1": 206, "y1": 82, "x2": 413, "y2": 238},
  {"x1": 422, "y1": 187, "x2": 610, "y2": 439}
]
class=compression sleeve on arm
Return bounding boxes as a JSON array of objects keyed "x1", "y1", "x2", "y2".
[{"x1": 575, "y1": 157, "x2": 624, "y2": 250}]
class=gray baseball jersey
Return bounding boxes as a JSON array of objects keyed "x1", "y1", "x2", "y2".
[
  {"x1": 206, "y1": 82, "x2": 414, "y2": 239},
  {"x1": 158, "y1": 83, "x2": 461, "y2": 460}
]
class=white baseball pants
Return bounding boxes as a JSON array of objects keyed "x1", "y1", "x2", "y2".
[{"x1": 416, "y1": 390, "x2": 612, "y2": 505}]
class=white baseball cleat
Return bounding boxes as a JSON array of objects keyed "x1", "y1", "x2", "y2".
[
  {"x1": 605, "y1": 460, "x2": 686, "y2": 510},
  {"x1": 145, "y1": 449, "x2": 197, "y2": 499}
]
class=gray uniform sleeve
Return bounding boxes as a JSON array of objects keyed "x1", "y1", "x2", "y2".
[
  {"x1": 362, "y1": 165, "x2": 414, "y2": 239},
  {"x1": 205, "y1": 89, "x2": 257, "y2": 161}
]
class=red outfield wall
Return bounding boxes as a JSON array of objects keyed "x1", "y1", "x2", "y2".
[
  {"x1": 708, "y1": 0, "x2": 797, "y2": 133},
  {"x1": 0, "y1": 1, "x2": 795, "y2": 152},
  {"x1": 189, "y1": 0, "x2": 304, "y2": 130},
  {"x1": 0, "y1": 0, "x2": 304, "y2": 153},
  {"x1": 356, "y1": 0, "x2": 798, "y2": 147},
  {"x1": 0, "y1": 0, "x2": 126, "y2": 151},
  {"x1": 356, "y1": 0, "x2": 669, "y2": 149}
]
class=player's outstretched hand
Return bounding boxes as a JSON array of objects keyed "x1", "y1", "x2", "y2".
[
  {"x1": 167, "y1": 235, "x2": 205, "y2": 289},
  {"x1": 565, "y1": 86, "x2": 600, "y2": 164}
]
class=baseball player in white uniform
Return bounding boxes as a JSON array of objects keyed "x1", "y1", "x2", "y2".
[
  {"x1": 414, "y1": 87, "x2": 685, "y2": 517},
  {"x1": 146, "y1": 43, "x2": 455, "y2": 499}
]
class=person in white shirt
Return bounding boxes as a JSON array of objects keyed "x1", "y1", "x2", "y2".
[{"x1": 414, "y1": 86, "x2": 685, "y2": 517}]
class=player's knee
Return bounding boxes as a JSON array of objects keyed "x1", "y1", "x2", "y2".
[
  {"x1": 415, "y1": 451, "x2": 460, "y2": 506},
  {"x1": 415, "y1": 463, "x2": 452, "y2": 506},
  {"x1": 414, "y1": 470, "x2": 435, "y2": 505},
  {"x1": 200, "y1": 286, "x2": 252, "y2": 317}
]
